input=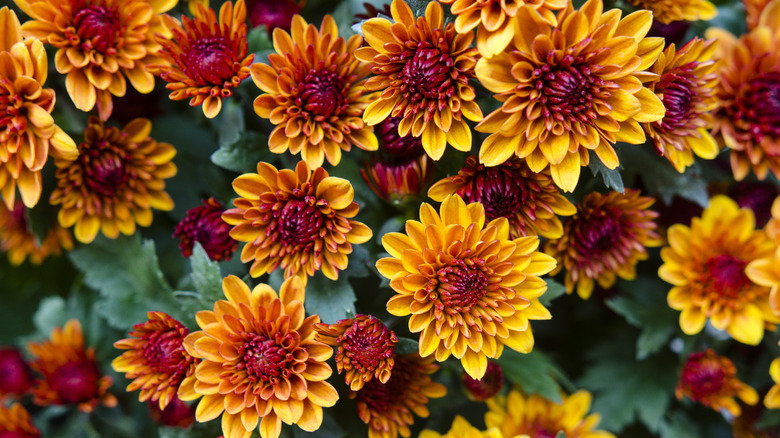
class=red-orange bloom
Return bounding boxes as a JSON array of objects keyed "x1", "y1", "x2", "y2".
[
  {"x1": 0, "y1": 200, "x2": 73, "y2": 266},
  {"x1": 0, "y1": 403, "x2": 40, "y2": 438},
  {"x1": 676, "y1": 349, "x2": 758, "y2": 416},
  {"x1": 173, "y1": 197, "x2": 237, "y2": 261}
]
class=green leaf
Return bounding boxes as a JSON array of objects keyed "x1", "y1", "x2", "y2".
[
  {"x1": 190, "y1": 242, "x2": 223, "y2": 301},
  {"x1": 32, "y1": 296, "x2": 68, "y2": 336},
  {"x1": 587, "y1": 150, "x2": 624, "y2": 193},
  {"x1": 540, "y1": 278, "x2": 566, "y2": 306},
  {"x1": 394, "y1": 337, "x2": 419, "y2": 355},
  {"x1": 210, "y1": 130, "x2": 272, "y2": 174},
  {"x1": 304, "y1": 271, "x2": 357, "y2": 324},
  {"x1": 555, "y1": 432, "x2": 567, "y2": 438},
  {"x1": 247, "y1": 25, "x2": 273, "y2": 55},
  {"x1": 619, "y1": 145, "x2": 709, "y2": 206},
  {"x1": 497, "y1": 349, "x2": 563, "y2": 402},
  {"x1": 659, "y1": 412, "x2": 699, "y2": 438}
]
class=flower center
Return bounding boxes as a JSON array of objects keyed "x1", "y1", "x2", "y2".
[
  {"x1": 359, "y1": 362, "x2": 410, "y2": 411},
  {"x1": 657, "y1": 67, "x2": 699, "y2": 131},
  {"x1": 575, "y1": 208, "x2": 622, "y2": 256},
  {"x1": 377, "y1": 116, "x2": 423, "y2": 158},
  {"x1": 400, "y1": 44, "x2": 454, "y2": 108},
  {"x1": 704, "y1": 255, "x2": 750, "y2": 299},
  {"x1": 181, "y1": 37, "x2": 237, "y2": 86},
  {"x1": 299, "y1": 69, "x2": 345, "y2": 118},
  {"x1": 436, "y1": 259, "x2": 491, "y2": 314},
  {"x1": 681, "y1": 359, "x2": 726, "y2": 401},
  {"x1": 79, "y1": 140, "x2": 130, "y2": 197},
  {"x1": 538, "y1": 62, "x2": 603, "y2": 126},
  {"x1": 467, "y1": 167, "x2": 525, "y2": 222},
  {"x1": 339, "y1": 318, "x2": 395, "y2": 373},
  {"x1": 239, "y1": 332, "x2": 305, "y2": 384},
  {"x1": 74, "y1": 5, "x2": 121, "y2": 54},
  {"x1": 528, "y1": 427, "x2": 560, "y2": 438},
  {"x1": 142, "y1": 329, "x2": 188, "y2": 377},
  {"x1": 736, "y1": 72, "x2": 780, "y2": 142},
  {"x1": 50, "y1": 360, "x2": 100, "y2": 404},
  {"x1": 274, "y1": 200, "x2": 323, "y2": 248}
]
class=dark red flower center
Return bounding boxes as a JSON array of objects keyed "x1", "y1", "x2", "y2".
[
  {"x1": 400, "y1": 44, "x2": 454, "y2": 108},
  {"x1": 436, "y1": 259, "x2": 492, "y2": 314},
  {"x1": 536, "y1": 57, "x2": 605, "y2": 126},
  {"x1": 50, "y1": 360, "x2": 101, "y2": 404},
  {"x1": 466, "y1": 167, "x2": 526, "y2": 222},
  {"x1": 0, "y1": 430, "x2": 39, "y2": 438},
  {"x1": 657, "y1": 66, "x2": 700, "y2": 131},
  {"x1": 248, "y1": 0, "x2": 301, "y2": 32},
  {"x1": 273, "y1": 199, "x2": 323, "y2": 249},
  {"x1": 181, "y1": 37, "x2": 237, "y2": 86},
  {"x1": 680, "y1": 354, "x2": 727, "y2": 401},
  {"x1": 704, "y1": 255, "x2": 750, "y2": 299},
  {"x1": 737, "y1": 72, "x2": 780, "y2": 142},
  {"x1": 377, "y1": 116, "x2": 423, "y2": 158},
  {"x1": 148, "y1": 393, "x2": 195, "y2": 428},
  {"x1": 239, "y1": 332, "x2": 305, "y2": 384},
  {"x1": 173, "y1": 198, "x2": 236, "y2": 261},
  {"x1": 0, "y1": 348, "x2": 34, "y2": 396},
  {"x1": 528, "y1": 427, "x2": 560, "y2": 438},
  {"x1": 142, "y1": 328, "x2": 189, "y2": 378},
  {"x1": 339, "y1": 317, "x2": 395, "y2": 373},
  {"x1": 299, "y1": 69, "x2": 346, "y2": 118},
  {"x1": 462, "y1": 360, "x2": 503, "y2": 401},
  {"x1": 359, "y1": 361, "x2": 411, "y2": 411},
  {"x1": 79, "y1": 141, "x2": 131, "y2": 197},
  {"x1": 74, "y1": 5, "x2": 121, "y2": 54},
  {"x1": 575, "y1": 207, "x2": 623, "y2": 256}
]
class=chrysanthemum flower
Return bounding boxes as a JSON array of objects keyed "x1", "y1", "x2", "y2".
[
  {"x1": 355, "y1": 0, "x2": 484, "y2": 161},
  {"x1": 729, "y1": 181, "x2": 779, "y2": 227},
  {"x1": 377, "y1": 194, "x2": 556, "y2": 379},
  {"x1": 659, "y1": 195, "x2": 778, "y2": 345},
  {"x1": 376, "y1": 116, "x2": 424, "y2": 159},
  {"x1": 351, "y1": 353, "x2": 446, "y2": 438},
  {"x1": 27, "y1": 319, "x2": 117, "y2": 412},
  {"x1": 361, "y1": 155, "x2": 433, "y2": 207},
  {"x1": 624, "y1": 0, "x2": 717, "y2": 24},
  {"x1": 49, "y1": 117, "x2": 176, "y2": 244},
  {"x1": 475, "y1": 0, "x2": 666, "y2": 192},
  {"x1": 148, "y1": 393, "x2": 196, "y2": 428},
  {"x1": 0, "y1": 347, "x2": 34, "y2": 398},
  {"x1": 420, "y1": 415, "x2": 504, "y2": 438},
  {"x1": 767, "y1": 356, "x2": 780, "y2": 408},
  {"x1": 0, "y1": 7, "x2": 78, "y2": 209},
  {"x1": 746, "y1": 246, "x2": 780, "y2": 317},
  {"x1": 147, "y1": 0, "x2": 254, "y2": 119},
  {"x1": 178, "y1": 275, "x2": 338, "y2": 438},
  {"x1": 744, "y1": 0, "x2": 774, "y2": 29},
  {"x1": 173, "y1": 197, "x2": 237, "y2": 261},
  {"x1": 438, "y1": 0, "x2": 566, "y2": 58},
  {"x1": 14, "y1": 0, "x2": 172, "y2": 121},
  {"x1": 462, "y1": 360, "x2": 503, "y2": 401},
  {"x1": 222, "y1": 160, "x2": 372, "y2": 281},
  {"x1": 251, "y1": 15, "x2": 377, "y2": 168},
  {"x1": 314, "y1": 314, "x2": 398, "y2": 391},
  {"x1": 485, "y1": 387, "x2": 615, "y2": 438},
  {"x1": 428, "y1": 156, "x2": 576, "y2": 239},
  {"x1": 0, "y1": 403, "x2": 39, "y2": 438},
  {"x1": 676, "y1": 349, "x2": 758, "y2": 416},
  {"x1": 642, "y1": 38, "x2": 719, "y2": 173},
  {"x1": 0, "y1": 200, "x2": 74, "y2": 266},
  {"x1": 112, "y1": 311, "x2": 199, "y2": 410},
  {"x1": 545, "y1": 190, "x2": 661, "y2": 299}
]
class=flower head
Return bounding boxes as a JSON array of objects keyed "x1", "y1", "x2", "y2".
[
  {"x1": 659, "y1": 195, "x2": 778, "y2": 345},
  {"x1": 376, "y1": 116, "x2": 424, "y2": 159},
  {"x1": 462, "y1": 360, "x2": 503, "y2": 401},
  {"x1": 545, "y1": 189, "x2": 662, "y2": 299},
  {"x1": 744, "y1": 0, "x2": 774, "y2": 29},
  {"x1": 377, "y1": 194, "x2": 556, "y2": 379},
  {"x1": 0, "y1": 200, "x2": 73, "y2": 266},
  {"x1": 0, "y1": 403, "x2": 39, "y2": 438},
  {"x1": 428, "y1": 156, "x2": 576, "y2": 239},
  {"x1": 222, "y1": 160, "x2": 372, "y2": 281},
  {"x1": 314, "y1": 314, "x2": 398, "y2": 391},
  {"x1": 361, "y1": 155, "x2": 433, "y2": 207},
  {"x1": 148, "y1": 393, "x2": 196, "y2": 428},
  {"x1": 248, "y1": 0, "x2": 302, "y2": 32},
  {"x1": 676, "y1": 349, "x2": 758, "y2": 416},
  {"x1": 355, "y1": 0, "x2": 484, "y2": 161},
  {"x1": 148, "y1": 0, "x2": 254, "y2": 118},
  {"x1": 173, "y1": 197, "x2": 237, "y2": 261},
  {"x1": 476, "y1": 0, "x2": 666, "y2": 192},
  {"x1": 27, "y1": 319, "x2": 117, "y2": 412},
  {"x1": 251, "y1": 15, "x2": 377, "y2": 168},
  {"x1": 178, "y1": 275, "x2": 338, "y2": 438},
  {"x1": 50, "y1": 117, "x2": 176, "y2": 244},
  {"x1": 0, "y1": 347, "x2": 34, "y2": 398},
  {"x1": 420, "y1": 415, "x2": 504, "y2": 438},
  {"x1": 624, "y1": 0, "x2": 717, "y2": 24}
]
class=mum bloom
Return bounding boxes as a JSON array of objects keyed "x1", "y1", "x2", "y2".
[
  {"x1": 148, "y1": 0, "x2": 253, "y2": 119},
  {"x1": 428, "y1": 156, "x2": 576, "y2": 239},
  {"x1": 112, "y1": 311, "x2": 199, "y2": 410},
  {"x1": 222, "y1": 160, "x2": 372, "y2": 281},
  {"x1": 0, "y1": 200, "x2": 73, "y2": 266},
  {"x1": 361, "y1": 155, "x2": 433, "y2": 207},
  {"x1": 744, "y1": 0, "x2": 774, "y2": 29},
  {"x1": 173, "y1": 197, "x2": 237, "y2": 261},
  {"x1": 0, "y1": 347, "x2": 34, "y2": 398},
  {"x1": 251, "y1": 15, "x2": 376, "y2": 168},
  {"x1": 355, "y1": 0, "x2": 484, "y2": 161},
  {"x1": 420, "y1": 415, "x2": 503, "y2": 438},
  {"x1": 475, "y1": 0, "x2": 665, "y2": 192},
  {"x1": 178, "y1": 275, "x2": 338, "y2": 438},
  {"x1": 545, "y1": 190, "x2": 661, "y2": 299},
  {"x1": 0, "y1": 403, "x2": 39, "y2": 438},
  {"x1": 0, "y1": 7, "x2": 77, "y2": 209},
  {"x1": 659, "y1": 195, "x2": 778, "y2": 345},
  {"x1": 376, "y1": 194, "x2": 556, "y2": 379},
  {"x1": 27, "y1": 319, "x2": 117, "y2": 412},
  {"x1": 676, "y1": 349, "x2": 758, "y2": 416},
  {"x1": 462, "y1": 360, "x2": 503, "y2": 401},
  {"x1": 485, "y1": 387, "x2": 615, "y2": 438},
  {"x1": 49, "y1": 117, "x2": 177, "y2": 244},
  {"x1": 14, "y1": 0, "x2": 171, "y2": 120},
  {"x1": 624, "y1": 0, "x2": 717, "y2": 24}
]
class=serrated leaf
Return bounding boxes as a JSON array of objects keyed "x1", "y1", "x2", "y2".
[
  {"x1": 304, "y1": 272, "x2": 356, "y2": 324},
  {"x1": 497, "y1": 349, "x2": 563, "y2": 402},
  {"x1": 588, "y1": 150, "x2": 624, "y2": 193},
  {"x1": 210, "y1": 130, "x2": 271, "y2": 174},
  {"x1": 394, "y1": 337, "x2": 419, "y2": 355}
]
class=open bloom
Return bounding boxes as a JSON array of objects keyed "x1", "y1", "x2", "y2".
[
  {"x1": 377, "y1": 194, "x2": 556, "y2": 379},
  {"x1": 178, "y1": 275, "x2": 338, "y2": 438},
  {"x1": 0, "y1": 200, "x2": 73, "y2": 266},
  {"x1": 420, "y1": 415, "x2": 504, "y2": 438},
  {"x1": 0, "y1": 403, "x2": 39, "y2": 438},
  {"x1": 355, "y1": 0, "x2": 483, "y2": 161},
  {"x1": 50, "y1": 117, "x2": 176, "y2": 244},
  {"x1": 148, "y1": 0, "x2": 253, "y2": 118},
  {"x1": 676, "y1": 349, "x2": 758, "y2": 416},
  {"x1": 173, "y1": 197, "x2": 237, "y2": 261},
  {"x1": 624, "y1": 0, "x2": 716, "y2": 24},
  {"x1": 545, "y1": 190, "x2": 661, "y2": 299},
  {"x1": 222, "y1": 160, "x2": 372, "y2": 281},
  {"x1": 659, "y1": 195, "x2": 778, "y2": 345},
  {"x1": 14, "y1": 0, "x2": 172, "y2": 120},
  {"x1": 251, "y1": 15, "x2": 376, "y2": 168},
  {"x1": 428, "y1": 156, "x2": 576, "y2": 239},
  {"x1": 475, "y1": 0, "x2": 665, "y2": 192}
]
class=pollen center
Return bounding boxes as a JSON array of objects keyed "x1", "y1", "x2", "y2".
[
  {"x1": 299, "y1": 69, "x2": 345, "y2": 118},
  {"x1": 50, "y1": 360, "x2": 100, "y2": 403},
  {"x1": 182, "y1": 37, "x2": 237, "y2": 86},
  {"x1": 437, "y1": 259, "x2": 491, "y2": 313},
  {"x1": 275, "y1": 200, "x2": 323, "y2": 248},
  {"x1": 400, "y1": 45, "x2": 454, "y2": 105},
  {"x1": 704, "y1": 254, "x2": 750, "y2": 298},
  {"x1": 239, "y1": 333, "x2": 303, "y2": 384},
  {"x1": 79, "y1": 141, "x2": 130, "y2": 197},
  {"x1": 74, "y1": 5, "x2": 121, "y2": 53}
]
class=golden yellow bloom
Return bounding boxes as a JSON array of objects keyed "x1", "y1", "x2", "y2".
[
  {"x1": 377, "y1": 194, "x2": 556, "y2": 379},
  {"x1": 659, "y1": 195, "x2": 778, "y2": 345},
  {"x1": 178, "y1": 275, "x2": 338, "y2": 438},
  {"x1": 676, "y1": 349, "x2": 758, "y2": 416},
  {"x1": 0, "y1": 200, "x2": 73, "y2": 265},
  {"x1": 485, "y1": 387, "x2": 615, "y2": 438},
  {"x1": 0, "y1": 403, "x2": 40, "y2": 438},
  {"x1": 476, "y1": 0, "x2": 665, "y2": 192},
  {"x1": 251, "y1": 15, "x2": 376, "y2": 167},
  {"x1": 625, "y1": 0, "x2": 717, "y2": 24},
  {"x1": 0, "y1": 7, "x2": 77, "y2": 209},
  {"x1": 420, "y1": 415, "x2": 504, "y2": 438},
  {"x1": 50, "y1": 117, "x2": 176, "y2": 244},
  {"x1": 355, "y1": 0, "x2": 483, "y2": 161},
  {"x1": 766, "y1": 355, "x2": 780, "y2": 408},
  {"x1": 14, "y1": 0, "x2": 173, "y2": 121},
  {"x1": 222, "y1": 160, "x2": 372, "y2": 281}
]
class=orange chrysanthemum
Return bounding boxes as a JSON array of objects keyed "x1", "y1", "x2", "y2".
[
  {"x1": 251, "y1": 15, "x2": 377, "y2": 167},
  {"x1": 49, "y1": 117, "x2": 176, "y2": 244},
  {"x1": 14, "y1": 0, "x2": 172, "y2": 121},
  {"x1": 625, "y1": 0, "x2": 717, "y2": 24},
  {"x1": 0, "y1": 7, "x2": 77, "y2": 209},
  {"x1": 351, "y1": 353, "x2": 447, "y2": 438},
  {"x1": 0, "y1": 403, "x2": 40, "y2": 438},
  {"x1": 355, "y1": 0, "x2": 484, "y2": 161},
  {"x1": 428, "y1": 156, "x2": 576, "y2": 239},
  {"x1": 313, "y1": 314, "x2": 398, "y2": 391},
  {"x1": 178, "y1": 275, "x2": 338, "y2": 438},
  {"x1": 148, "y1": 0, "x2": 254, "y2": 119},
  {"x1": 27, "y1": 319, "x2": 117, "y2": 412},
  {"x1": 0, "y1": 199, "x2": 73, "y2": 265},
  {"x1": 744, "y1": 0, "x2": 774, "y2": 29},
  {"x1": 676, "y1": 349, "x2": 758, "y2": 416},
  {"x1": 659, "y1": 195, "x2": 778, "y2": 345},
  {"x1": 475, "y1": 0, "x2": 666, "y2": 192},
  {"x1": 361, "y1": 154, "x2": 434, "y2": 207},
  {"x1": 420, "y1": 415, "x2": 504, "y2": 438},
  {"x1": 642, "y1": 37, "x2": 720, "y2": 173},
  {"x1": 222, "y1": 160, "x2": 372, "y2": 281},
  {"x1": 112, "y1": 311, "x2": 199, "y2": 410},
  {"x1": 545, "y1": 189, "x2": 662, "y2": 299},
  {"x1": 377, "y1": 194, "x2": 556, "y2": 379},
  {"x1": 485, "y1": 387, "x2": 615, "y2": 438}
]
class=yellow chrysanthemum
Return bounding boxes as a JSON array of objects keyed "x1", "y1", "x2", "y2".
[
  {"x1": 420, "y1": 415, "x2": 504, "y2": 438},
  {"x1": 376, "y1": 194, "x2": 556, "y2": 379},
  {"x1": 659, "y1": 195, "x2": 778, "y2": 345},
  {"x1": 0, "y1": 200, "x2": 73, "y2": 265},
  {"x1": 625, "y1": 0, "x2": 717, "y2": 24},
  {"x1": 746, "y1": 246, "x2": 780, "y2": 318},
  {"x1": 676, "y1": 349, "x2": 758, "y2": 416},
  {"x1": 476, "y1": 0, "x2": 666, "y2": 192}
]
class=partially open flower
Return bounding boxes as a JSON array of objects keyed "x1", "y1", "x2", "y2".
[
  {"x1": 676, "y1": 349, "x2": 758, "y2": 416},
  {"x1": 0, "y1": 200, "x2": 74, "y2": 266},
  {"x1": 625, "y1": 0, "x2": 717, "y2": 24},
  {"x1": 0, "y1": 403, "x2": 39, "y2": 438},
  {"x1": 0, "y1": 347, "x2": 34, "y2": 398},
  {"x1": 173, "y1": 197, "x2": 237, "y2": 261},
  {"x1": 376, "y1": 116, "x2": 424, "y2": 159},
  {"x1": 361, "y1": 155, "x2": 433, "y2": 207}
]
